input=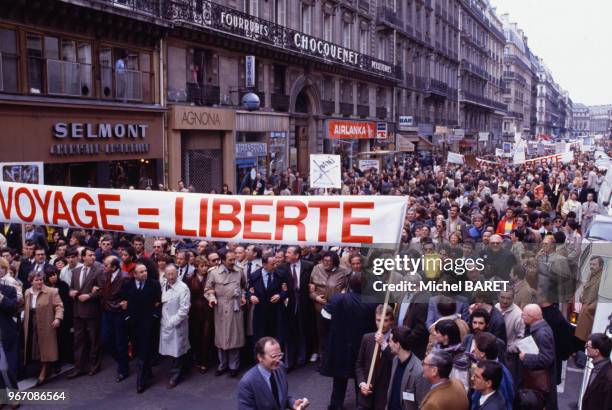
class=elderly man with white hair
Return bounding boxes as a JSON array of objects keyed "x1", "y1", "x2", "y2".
[
  {"x1": 159, "y1": 264, "x2": 191, "y2": 389},
  {"x1": 519, "y1": 304, "x2": 557, "y2": 410}
]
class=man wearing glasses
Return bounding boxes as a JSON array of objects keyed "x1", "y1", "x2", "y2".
[
  {"x1": 581, "y1": 333, "x2": 612, "y2": 410},
  {"x1": 420, "y1": 350, "x2": 468, "y2": 410},
  {"x1": 238, "y1": 336, "x2": 309, "y2": 410}
]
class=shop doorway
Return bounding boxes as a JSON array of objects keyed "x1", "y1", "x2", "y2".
[
  {"x1": 184, "y1": 149, "x2": 222, "y2": 193},
  {"x1": 293, "y1": 89, "x2": 316, "y2": 176}
]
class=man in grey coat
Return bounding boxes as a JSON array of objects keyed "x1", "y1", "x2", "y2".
[
  {"x1": 519, "y1": 304, "x2": 557, "y2": 410},
  {"x1": 238, "y1": 337, "x2": 309, "y2": 410}
]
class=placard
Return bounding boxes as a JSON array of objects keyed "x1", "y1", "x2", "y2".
[
  {"x1": 309, "y1": 154, "x2": 341, "y2": 189},
  {"x1": 245, "y1": 55, "x2": 256, "y2": 88},
  {"x1": 0, "y1": 162, "x2": 44, "y2": 184},
  {"x1": 358, "y1": 159, "x2": 380, "y2": 173}
]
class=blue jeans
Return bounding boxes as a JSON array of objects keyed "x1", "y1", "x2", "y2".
[{"x1": 101, "y1": 310, "x2": 129, "y2": 377}]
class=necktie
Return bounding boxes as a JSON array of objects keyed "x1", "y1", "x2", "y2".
[
  {"x1": 80, "y1": 267, "x2": 88, "y2": 288},
  {"x1": 179, "y1": 267, "x2": 183, "y2": 278},
  {"x1": 139, "y1": 281, "x2": 143, "y2": 291},
  {"x1": 269, "y1": 373, "x2": 280, "y2": 408},
  {"x1": 292, "y1": 264, "x2": 298, "y2": 290},
  {"x1": 247, "y1": 262, "x2": 252, "y2": 276},
  {"x1": 266, "y1": 271, "x2": 271, "y2": 289}
]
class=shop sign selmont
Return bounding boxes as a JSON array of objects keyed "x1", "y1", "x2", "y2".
[
  {"x1": 326, "y1": 120, "x2": 376, "y2": 139},
  {"x1": 50, "y1": 122, "x2": 150, "y2": 156}
]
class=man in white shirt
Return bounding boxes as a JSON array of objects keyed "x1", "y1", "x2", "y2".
[{"x1": 60, "y1": 248, "x2": 82, "y2": 286}]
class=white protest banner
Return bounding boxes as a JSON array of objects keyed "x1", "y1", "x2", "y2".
[
  {"x1": 0, "y1": 182, "x2": 408, "y2": 247},
  {"x1": 495, "y1": 148, "x2": 504, "y2": 157},
  {"x1": 310, "y1": 154, "x2": 341, "y2": 189},
  {"x1": 513, "y1": 150, "x2": 526, "y2": 165},
  {"x1": 521, "y1": 151, "x2": 574, "y2": 167},
  {"x1": 447, "y1": 152, "x2": 464, "y2": 165},
  {"x1": 478, "y1": 132, "x2": 489, "y2": 142},
  {"x1": 358, "y1": 159, "x2": 380, "y2": 173}
]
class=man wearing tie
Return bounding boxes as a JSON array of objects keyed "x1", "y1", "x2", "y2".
[
  {"x1": 244, "y1": 245, "x2": 262, "y2": 345},
  {"x1": 23, "y1": 246, "x2": 53, "y2": 290},
  {"x1": 396, "y1": 275, "x2": 429, "y2": 360},
  {"x1": 278, "y1": 246, "x2": 315, "y2": 369},
  {"x1": 121, "y1": 263, "x2": 162, "y2": 393},
  {"x1": 100, "y1": 255, "x2": 129, "y2": 382},
  {"x1": 17, "y1": 240, "x2": 36, "y2": 288},
  {"x1": 67, "y1": 247, "x2": 105, "y2": 379},
  {"x1": 248, "y1": 255, "x2": 287, "y2": 343},
  {"x1": 174, "y1": 250, "x2": 195, "y2": 283},
  {"x1": 237, "y1": 336, "x2": 309, "y2": 410},
  {"x1": 581, "y1": 193, "x2": 601, "y2": 232}
]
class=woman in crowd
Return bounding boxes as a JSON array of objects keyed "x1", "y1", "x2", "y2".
[
  {"x1": 44, "y1": 267, "x2": 73, "y2": 367},
  {"x1": 187, "y1": 256, "x2": 214, "y2": 373},
  {"x1": 120, "y1": 246, "x2": 138, "y2": 276},
  {"x1": 23, "y1": 271, "x2": 64, "y2": 385}
]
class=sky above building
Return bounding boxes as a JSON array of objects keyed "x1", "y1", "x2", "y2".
[{"x1": 495, "y1": 0, "x2": 612, "y2": 106}]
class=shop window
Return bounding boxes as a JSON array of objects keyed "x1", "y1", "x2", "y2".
[
  {"x1": 359, "y1": 29, "x2": 369, "y2": 55},
  {"x1": 342, "y1": 22, "x2": 352, "y2": 49},
  {"x1": 0, "y1": 28, "x2": 18, "y2": 93},
  {"x1": 26, "y1": 34, "x2": 43, "y2": 94},
  {"x1": 247, "y1": 0, "x2": 259, "y2": 17}
]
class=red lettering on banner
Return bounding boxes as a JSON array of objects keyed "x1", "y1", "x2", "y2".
[
  {"x1": 198, "y1": 199, "x2": 208, "y2": 237},
  {"x1": 71, "y1": 192, "x2": 99, "y2": 229},
  {"x1": 310, "y1": 201, "x2": 341, "y2": 242},
  {"x1": 341, "y1": 202, "x2": 374, "y2": 243},
  {"x1": 274, "y1": 200, "x2": 307, "y2": 241},
  {"x1": 15, "y1": 187, "x2": 35, "y2": 223},
  {"x1": 32, "y1": 189, "x2": 52, "y2": 225},
  {"x1": 243, "y1": 199, "x2": 272, "y2": 241},
  {"x1": 174, "y1": 197, "x2": 196, "y2": 236},
  {"x1": 211, "y1": 198, "x2": 241, "y2": 238},
  {"x1": 98, "y1": 194, "x2": 125, "y2": 231},
  {"x1": 0, "y1": 187, "x2": 13, "y2": 220},
  {"x1": 52, "y1": 191, "x2": 75, "y2": 226}
]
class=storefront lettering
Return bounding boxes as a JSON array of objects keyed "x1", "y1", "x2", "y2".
[
  {"x1": 181, "y1": 111, "x2": 221, "y2": 127},
  {"x1": 49, "y1": 143, "x2": 150, "y2": 156},
  {"x1": 293, "y1": 33, "x2": 359, "y2": 65},
  {"x1": 53, "y1": 123, "x2": 148, "y2": 139}
]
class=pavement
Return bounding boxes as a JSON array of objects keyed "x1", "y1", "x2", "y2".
[{"x1": 20, "y1": 355, "x2": 582, "y2": 409}]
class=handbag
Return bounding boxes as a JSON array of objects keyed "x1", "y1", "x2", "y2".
[{"x1": 522, "y1": 368, "x2": 551, "y2": 394}]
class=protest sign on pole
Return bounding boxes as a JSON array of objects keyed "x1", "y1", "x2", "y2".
[
  {"x1": 309, "y1": 154, "x2": 342, "y2": 189},
  {"x1": 0, "y1": 181, "x2": 408, "y2": 247},
  {"x1": 358, "y1": 159, "x2": 381, "y2": 173},
  {"x1": 446, "y1": 152, "x2": 464, "y2": 165}
]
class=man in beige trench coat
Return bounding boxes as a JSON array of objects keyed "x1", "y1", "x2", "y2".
[{"x1": 205, "y1": 251, "x2": 246, "y2": 377}]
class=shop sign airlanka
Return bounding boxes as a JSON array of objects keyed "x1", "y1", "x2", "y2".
[{"x1": 326, "y1": 120, "x2": 376, "y2": 139}]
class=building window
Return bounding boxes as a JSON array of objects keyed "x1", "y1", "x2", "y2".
[
  {"x1": 0, "y1": 28, "x2": 18, "y2": 93},
  {"x1": 302, "y1": 4, "x2": 312, "y2": 35},
  {"x1": 26, "y1": 33, "x2": 92, "y2": 97},
  {"x1": 323, "y1": 14, "x2": 333, "y2": 42},
  {"x1": 359, "y1": 29, "x2": 369, "y2": 54},
  {"x1": 247, "y1": 0, "x2": 259, "y2": 17},
  {"x1": 275, "y1": 0, "x2": 286, "y2": 26},
  {"x1": 377, "y1": 35, "x2": 385, "y2": 60},
  {"x1": 342, "y1": 22, "x2": 352, "y2": 48},
  {"x1": 273, "y1": 64, "x2": 286, "y2": 94},
  {"x1": 100, "y1": 47, "x2": 152, "y2": 102}
]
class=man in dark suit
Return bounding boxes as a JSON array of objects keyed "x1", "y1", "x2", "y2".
[
  {"x1": 582, "y1": 333, "x2": 612, "y2": 410},
  {"x1": 0, "y1": 223, "x2": 21, "y2": 254},
  {"x1": 471, "y1": 294, "x2": 508, "y2": 344},
  {"x1": 121, "y1": 263, "x2": 161, "y2": 393},
  {"x1": 355, "y1": 305, "x2": 396, "y2": 410},
  {"x1": 67, "y1": 247, "x2": 106, "y2": 379},
  {"x1": 0, "y1": 283, "x2": 18, "y2": 391},
  {"x1": 21, "y1": 246, "x2": 53, "y2": 290},
  {"x1": 100, "y1": 255, "x2": 129, "y2": 382},
  {"x1": 464, "y1": 308, "x2": 507, "y2": 364},
  {"x1": 17, "y1": 240, "x2": 36, "y2": 287},
  {"x1": 23, "y1": 224, "x2": 47, "y2": 252},
  {"x1": 396, "y1": 287, "x2": 429, "y2": 360},
  {"x1": 248, "y1": 255, "x2": 287, "y2": 343},
  {"x1": 471, "y1": 360, "x2": 507, "y2": 410},
  {"x1": 237, "y1": 336, "x2": 308, "y2": 410},
  {"x1": 277, "y1": 245, "x2": 315, "y2": 369}
]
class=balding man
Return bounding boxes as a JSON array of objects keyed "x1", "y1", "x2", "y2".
[
  {"x1": 479, "y1": 234, "x2": 516, "y2": 281},
  {"x1": 519, "y1": 304, "x2": 557, "y2": 410}
]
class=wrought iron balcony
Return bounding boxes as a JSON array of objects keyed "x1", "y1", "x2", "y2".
[
  {"x1": 358, "y1": 0, "x2": 370, "y2": 13},
  {"x1": 186, "y1": 83, "x2": 220, "y2": 106},
  {"x1": 377, "y1": 6, "x2": 403, "y2": 30},
  {"x1": 376, "y1": 106, "x2": 388, "y2": 119},
  {"x1": 340, "y1": 102, "x2": 353, "y2": 116},
  {"x1": 357, "y1": 104, "x2": 369, "y2": 118},
  {"x1": 99, "y1": 0, "x2": 162, "y2": 17},
  {"x1": 426, "y1": 79, "x2": 448, "y2": 97},
  {"x1": 271, "y1": 93, "x2": 290, "y2": 111},
  {"x1": 321, "y1": 100, "x2": 334, "y2": 115}
]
